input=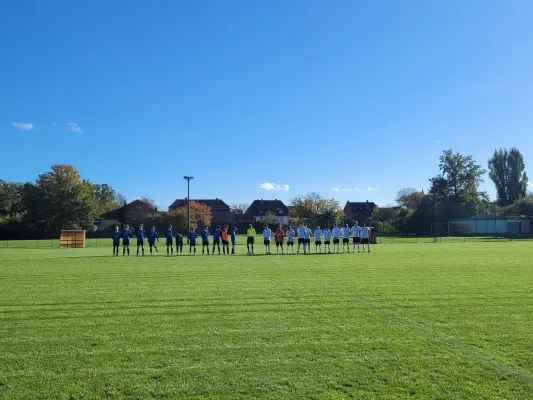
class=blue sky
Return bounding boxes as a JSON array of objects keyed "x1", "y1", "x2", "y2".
[{"x1": 2, "y1": 0, "x2": 533, "y2": 210}]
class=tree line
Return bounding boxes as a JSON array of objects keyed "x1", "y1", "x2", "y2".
[
  {"x1": 371, "y1": 148, "x2": 533, "y2": 234},
  {"x1": 2, "y1": 148, "x2": 532, "y2": 239},
  {"x1": 0, "y1": 164, "x2": 212, "y2": 239}
]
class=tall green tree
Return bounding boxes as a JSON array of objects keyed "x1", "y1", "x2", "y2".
[
  {"x1": 430, "y1": 149, "x2": 486, "y2": 204},
  {"x1": 92, "y1": 184, "x2": 117, "y2": 216},
  {"x1": 0, "y1": 181, "x2": 23, "y2": 218},
  {"x1": 396, "y1": 188, "x2": 424, "y2": 210},
  {"x1": 22, "y1": 165, "x2": 96, "y2": 233},
  {"x1": 289, "y1": 193, "x2": 342, "y2": 226},
  {"x1": 488, "y1": 147, "x2": 528, "y2": 206}
]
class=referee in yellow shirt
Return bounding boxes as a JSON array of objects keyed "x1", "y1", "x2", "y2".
[{"x1": 246, "y1": 224, "x2": 256, "y2": 255}]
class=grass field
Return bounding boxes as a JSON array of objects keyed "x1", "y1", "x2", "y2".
[{"x1": 1, "y1": 241, "x2": 533, "y2": 399}]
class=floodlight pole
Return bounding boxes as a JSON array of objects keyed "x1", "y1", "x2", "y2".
[
  {"x1": 183, "y1": 176, "x2": 194, "y2": 233},
  {"x1": 433, "y1": 193, "x2": 437, "y2": 243}
]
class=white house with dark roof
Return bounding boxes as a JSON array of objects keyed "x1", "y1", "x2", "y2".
[{"x1": 245, "y1": 199, "x2": 290, "y2": 224}]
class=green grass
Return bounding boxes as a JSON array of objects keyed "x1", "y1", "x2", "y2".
[{"x1": 1, "y1": 242, "x2": 533, "y2": 399}]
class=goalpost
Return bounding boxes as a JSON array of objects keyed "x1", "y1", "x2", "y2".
[{"x1": 59, "y1": 230, "x2": 86, "y2": 248}]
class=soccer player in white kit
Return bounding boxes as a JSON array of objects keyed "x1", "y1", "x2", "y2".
[
  {"x1": 304, "y1": 225, "x2": 312, "y2": 254},
  {"x1": 351, "y1": 221, "x2": 361, "y2": 253},
  {"x1": 323, "y1": 226, "x2": 332, "y2": 253},
  {"x1": 297, "y1": 224, "x2": 306, "y2": 254},
  {"x1": 331, "y1": 225, "x2": 341, "y2": 253},
  {"x1": 314, "y1": 226, "x2": 322, "y2": 254},
  {"x1": 361, "y1": 223, "x2": 371, "y2": 252},
  {"x1": 341, "y1": 224, "x2": 351, "y2": 253},
  {"x1": 286, "y1": 226, "x2": 296, "y2": 254},
  {"x1": 263, "y1": 224, "x2": 272, "y2": 254}
]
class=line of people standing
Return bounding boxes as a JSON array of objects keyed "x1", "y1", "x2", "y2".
[
  {"x1": 255, "y1": 222, "x2": 372, "y2": 255},
  {"x1": 111, "y1": 222, "x2": 371, "y2": 257},
  {"x1": 112, "y1": 224, "x2": 238, "y2": 256}
]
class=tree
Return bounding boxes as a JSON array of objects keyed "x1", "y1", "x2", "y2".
[
  {"x1": 164, "y1": 209, "x2": 187, "y2": 232},
  {"x1": 0, "y1": 181, "x2": 23, "y2": 218},
  {"x1": 189, "y1": 201, "x2": 212, "y2": 227},
  {"x1": 114, "y1": 193, "x2": 127, "y2": 209},
  {"x1": 289, "y1": 195, "x2": 315, "y2": 224},
  {"x1": 396, "y1": 188, "x2": 424, "y2": 210},
  {"x1": 320, "y1": 198, "x2": 344, "y2": 226},
  {"x1": 508, "y1": 197, "x2": 533, "y2": 218},
  {"x1": 430, "y1": 149, "x2": 486, "y2": 203},
  {"x1": 372, "y1": 206, "x2": 404, "y2": 234},
  {"x1": 231, "y1": 203, "x2": 249, "y2": 213},
  {"x1": 289, "y1": 193, "x2": 342, "y2": 226},
  {"x1": 22, "y1": 165, "x2": 96, "y2": 233},
  {"x1": 488, "y1": 147, "x2": 528, "y2": 206},
  {"x1": 92, "y1": 184, "x2": 117, "y2": 216},
  {"x1": 263, "y1": 210, "x2": 278, "y2": 224}
]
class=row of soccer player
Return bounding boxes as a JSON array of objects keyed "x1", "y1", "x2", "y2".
[
  {"x1": 109, "y1": 222, "x2": 371, "y2": 256},
  {"x1": 111, "y1": 224, "x2": 238, "y2": 256},
  {"x1": 254, "y1": 223, "x2": 372, "y2": 255}
]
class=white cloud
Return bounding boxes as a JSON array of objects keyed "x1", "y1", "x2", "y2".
[
  {"x1": 12, "y1": 122, "x2": 35, "y2": 131},
  {"x1": 331, "y1": 187, "x2": 340, "y2": 192},
  {"x1": 67, "y1": 122, "x2": 83, "y2": 134},
  {"x1": 332, "y1": 187, "x2": 359, "y2": 192},
  {"x1": 260, "y1": 182, "x2": 289, "y2": 191},
  {"x1": 528, "y1": 182, "x2": 533, "y2": 188},
  {"x1": 367, "y1": 186, "x2": 376, "y2": 191}
]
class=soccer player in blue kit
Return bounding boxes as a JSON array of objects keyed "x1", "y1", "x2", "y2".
[
  {"x1": 122, "y1": 225, "x2": 132, "y2": 256},
  {"x1": 148, "y1": 226, "x2": 159, "y2": 255},
  {"x1": 201, "y1": 227, "x2": 210, "y2": 255},
  {"x1": 165, "y1": 225, "x2": 174, "y2": 255},
  {"x1": 188, "y1": 228, "x2": 198, "y2": 254},
  {"x1": 112, "y1": 226, "x2": 121, "y2": 256},
  {"x1": 176, "y1": 233, "x2": 183, "y2": 255},
  {"x1": 136, "y1": 224, "x2": 146, "y2": 256},
  {"x1": 231, "y1": 227, "x2": 237, "y2": 254},
  {"x1": 212, "y1": 225, "x2": 222, "y2": 255}
]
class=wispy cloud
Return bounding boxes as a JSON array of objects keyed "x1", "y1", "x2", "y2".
[
  {"x1": 367, "y1": 186, "x2": 376, "y2": 191},
  {"x1": 12, "y1": 122, "x2": 35, "y2": 131},
  {"x1": 528, "y1": 182, "x2": 533, "y2": 188},
  {"x1": 67, "y1": 122, "x2": 83, "y2": 134},
  {"x1": 332, "y1": 187, "x2": 359, "y2": 192},
  {"x1": 260, "y1": 182, "x2": 290, "y2": 191}
]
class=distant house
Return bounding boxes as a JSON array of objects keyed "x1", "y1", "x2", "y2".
[
  {"x1": 96, "y1": 199, "x2": 156, "y2": 231},
  {"x1": 343, "y1": 200, "x2": 376, "y2": 221},
  {"x1": 245, "y1": 199, "x2": 290, "y2": 224},
  {"x1": 169, "y1": 198, "x2": 234, "y2": 223}
]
